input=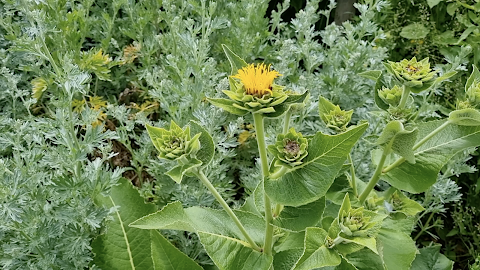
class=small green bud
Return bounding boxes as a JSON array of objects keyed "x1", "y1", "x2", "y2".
[
  {"x1": 386, "y1": 57, "x2": 436, "y2": 91},
  {"x1": 268, "y1": 127, "x2": 308, "y2": 168},
  {"x1": 339, "y1": 208, "x2": 373, "y2": 237},
  {"x1": 146, "y1": 121, "x2": 201, "y2": 162},
  {"x1": 323, "y1": 106, "x2": 353, "y2": 132},
  {"x1": 466, "y1": 79, "x2": 480, "y2": 106},
  {"x1": 378, "y1": 85, "x2": 403, "y2": 107}
]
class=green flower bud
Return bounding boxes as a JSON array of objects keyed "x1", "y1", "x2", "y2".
[
  {"x1": 339, "y1": 207, "x2": 373, "y2": 237},
  {"x1": 146, "y1": 121, "x2": 201, "y2": 162},
  {"x1": 466, "y1": 79, "x2": 480, "y2": 106},
  {"x1": 323, "y1": 105, "x2": 353, "y2": 132},
  {"x1": 378, "y1": 85, "x2": 403, "y2": 107},
  {"x1": 386, "y1": 57, "x2": 436, "y2": 91},
  {"x1": 268, "y1": 127, "x2": 308, "y2": 168}
]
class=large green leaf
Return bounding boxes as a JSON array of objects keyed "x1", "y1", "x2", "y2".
[
  {"x1": 345, "y1": 248, "x2": 384, "y2": 270},
  {"x1": 150, "y1": 230, "x2": 203, "y2": 270},
  {"x1": 376, "y1": 219, "x2": 417, "y2": 270},
  {"x1": 376, "y1": 120, "x2": 418, "y2": 164},
  {"x1": 411, "y1": 245, "x2": 454, "y2": 270},
  {"x1": 130, "y1": 202, "x2": 265, "y2": 244},
  {"x1": 265, "y1": 123, "x2": 368, "y2": 206},
  {"x1": 92, "y1": 178, "x2": 156, "y2": 270},
  {"x1": 293, "y1": 227, "x2": 341, "y2": 270},
  {"x1": 273, "y1": 249, "x2": 304, "y2": 270},
  {"x1": 273, "y1": 197, "x2": 325, "y2": 232},
  {"x1": 400, "y1": 23, "x2": 430, "y2": 39},
  {"x1": 198, "y1": 232, "x2": 272, "y2": 270},
  {"x1": 382, "y1": 120, "x2": 480, "y2": 193}
]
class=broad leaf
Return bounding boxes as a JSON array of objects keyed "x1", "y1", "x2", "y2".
[
  {"x1": 377, "y1": 219, "x2": 417, "y2": 270},
  {"x1": 166, "y1": 158, "x2": 202, "y2": 183},
  {"x1": 293, "y1": 227, "x2": 341, "y2": 270},
  {"x1": 130, "y1": 202, "x2": 265, "y2": 244},
  {"x1": 400, "y1": 23, "x2": 430, "y2": 39},
  {"x1": 273, "y1": 249, "x2": 304, "y2": 270},
  {"x1": 273, "y1": 197, "x2": 325, "y2": 232},
  {"x1": 92, "y1": 178, "x2": 156, "y2": 270},
  {"x1": 198, "y1": 232, "x2": 272, "y2": 270},
  {"x1": 411, "y1": 245, "x2": 454, "y2": 270},
  {"x1": 150, "y1": 230, "x2": 202, "y2": 270},
  {"x1": 382, "y1": 120, "x2": 480, "y2": 193},
  {"x1": 265, "y1": 123, "x2": 368, "y2": 206},
  {"x1": 388, "y1": 190, "x2": 424, "y2": 216},
  {"x1": 345, "y1": 248, "x2": 384, "y2": 270},
  {"x1": 377, "y1": 120, "x2": 418, "y2": 164},
  {"x1": 189, "y1": 120, "x2": 215, "y2": 165},
  {"x1": 222, "y1": 44, "x2": 248, "y2": 75},
  {"x1": 427, "y1": 0, "x2": 444, "y2": 8},
  {"x1": 358, "y1": 70, "x2": 382, "y2": 81}
]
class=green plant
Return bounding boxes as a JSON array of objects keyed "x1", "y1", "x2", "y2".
[{"x1": 120, "y1": 47, "x2": 480, "y2": 269}]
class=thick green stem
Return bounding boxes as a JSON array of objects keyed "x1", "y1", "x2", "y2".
[
  {"x1": 398, "y1": 85, "x2": 411, "y2": 109},
  {"x1": 283, "y1": 108, "x2": 292, "y2": 134},
  {"x1": 382, "y1": 121, "x2": 451, "y2": 174},
  {"x1": 253, "y1": 113, "x2": 274, "y2": 255},
  {"x1": 358, "y1": 142, "x2": 392, "y2": 204},
  {"x1": 270, "y1": 165, "x2": 288, "y2": 179},
  {"x1": 347, "y1": 154, "x2": 357, "y2": 197},
  {"x1": 193, "y1": 169, "x2": 262, "y2": 252}
]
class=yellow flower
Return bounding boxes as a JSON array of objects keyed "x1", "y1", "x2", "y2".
[{"x1": 231, "y1": 63, "x2": 281, "y2": 97}]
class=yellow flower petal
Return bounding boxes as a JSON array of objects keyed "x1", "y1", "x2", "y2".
[{"x1": 231, "y1": 63, "x2": 281, "y2": 97}]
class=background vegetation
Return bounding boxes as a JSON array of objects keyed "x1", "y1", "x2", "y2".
[{"x1": 0, "y1": 0, "x2": 478, "y2": 269}]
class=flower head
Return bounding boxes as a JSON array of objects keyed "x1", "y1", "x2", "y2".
[
  {"x1": 231, "y1": 63, "x2": 281, "y2": 97},
  {"x1": 385, "y1": 57, "x2": 437, "y2": 92},
  {"x1": 268, "y1": 127, "x2": 308, "y2": 168},
  {"x1": 323, "y1": 106, "x2": 353, "y2": 132},
  {"x1": 146, "y1": 121, "x2": 201, "y2": 162}
]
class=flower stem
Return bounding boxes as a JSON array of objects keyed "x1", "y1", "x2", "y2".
[
  {"x1": 398, "y1": 85, "x2": 411, "y2": 109},
  {"x1": 382, "y1": 121, "x2": 451, "y2": 174},
  {"x1": 253, "y1": 112, "x2": 274, "y2": 255},
  {"x1": 347, "y1": 154, "x2": 357, "y2": 197},
  {"x1": 358, "y1": 142, "x2": 392, "y2": 204},
  {"x1": 283, "y1": 108, "x2": 292, "y2": 134},
  {"x1": 413, "y1": 212, "x2": 435, "y2": 241},
  {"x1": 193, "y1": 169, "x2": 262, "y2": 252}
]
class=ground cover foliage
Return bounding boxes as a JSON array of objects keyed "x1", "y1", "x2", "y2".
[{"x1": 0, "y1": 0, "x2": 478, "y2": 269}]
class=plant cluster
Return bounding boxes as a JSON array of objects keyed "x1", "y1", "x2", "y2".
[{"x1": 1, "y1": 0, "x2": 479, "y2": 269}]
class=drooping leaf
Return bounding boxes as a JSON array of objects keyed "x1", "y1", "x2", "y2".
[
  {"x1": 293, "y1": 227, "x2": 341, "y2": 270},
  {"x1": 92, "y1": 178, "x2": 156, "y2": 270},
  {"x1": 273, "y1": 197, "x2": 326, "y2": 232},
  {"x1": 377, "y1": 219, "x2": 417, "y2": 270},
  {"x1": 382, "y1": 120, "x2": 480, "y2": 193},
  {"x1": 130, "y1": 202, "x2": 265, "y2": 244},
  {"x1": 166, "y1": 158, "x2": 202, "y2": 183},
  {"x1": 265, "y1": 123, "x2": 368, "y2": 207},
  {"x1": 150, "y1": 230, "x2": 202, "y2": 270},
  {"x1": 222, "y1": 44, "x2": 248, "y2": 75},
  {"x1": 198, "y1": 232, "x2": 272, "y2": 270}
]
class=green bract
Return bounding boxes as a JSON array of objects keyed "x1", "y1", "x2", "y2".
[
  {"x1": 222, "y1": 76, "x2": 289, "y2": 114},
  {"x1": 466, "y1": 79, "x2": 480, "y2": 106},
  {"x1": 268, "y1": 127, "x2": 308, "y2": 168},
  {"x1": 146, "y1": 121, "x2": 201, "y2": 162},
  {"x1": 384, "y1": 57, "x2": 436, "y2": 92},
  {"x1": 378, "y1": 85, "x2": 403, "y2": 107},
  {"x1": 318, "y1": 96, "x2": 353, "y2": 132}
]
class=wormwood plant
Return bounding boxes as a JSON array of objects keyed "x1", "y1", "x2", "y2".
[{"x1": 95, "y1": 46, "x2": 480, "y2": 270}]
